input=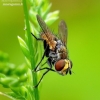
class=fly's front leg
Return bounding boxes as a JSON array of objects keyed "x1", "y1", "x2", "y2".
[
  {"x1": 36, "y1": 67, "x2": 55, "y2": 72},
  {"x1": 35, "y1": 59, "x2": 55, "y2": 72},
  {"x1": 31, "y1": 33, "x2": 47, "y2": 71},
  {"x1": 31, "y1": 33, "x2": 43, "y2": 41},
  {"x1": 39, "y1": 57, "x2": 54, "y2": 70}
]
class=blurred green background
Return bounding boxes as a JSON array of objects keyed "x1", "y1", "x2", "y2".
[{"x1": 0, "y1": 0, "x2": 100, "y2": 100}]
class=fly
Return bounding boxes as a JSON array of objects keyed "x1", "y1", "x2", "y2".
[{"x1": 31, "y1": 15, "x2": 73, "y2": 87}]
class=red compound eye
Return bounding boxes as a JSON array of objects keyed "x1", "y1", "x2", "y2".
[{"x1": 55, "y1": 60, "x2": 65, "y2": 71}]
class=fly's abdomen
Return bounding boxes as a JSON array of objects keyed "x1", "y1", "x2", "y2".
[{"x1": 56, "y1": 43, "x2": 68, "y2": 59}]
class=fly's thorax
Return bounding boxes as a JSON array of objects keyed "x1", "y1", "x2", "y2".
[
  {"x1": 54, "y1": 59, "x2": 72, "y2": 75},
  {"x1": 40, "y1": 32, "x2": 57, "y2": 50}
]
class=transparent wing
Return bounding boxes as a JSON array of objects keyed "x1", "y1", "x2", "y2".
[
  {"x1": 58, "y1": 20, "x2": 67, "y2": 46},
  {"x1": 36, "y1": 15, "x2": 51, "y2": 33},
  {"x1": 36, "y1": 15, "x2": 57, "y2": 50}
]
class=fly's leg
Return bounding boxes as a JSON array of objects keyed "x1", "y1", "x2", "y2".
[
  {"x1": 34, "y1": 58, "x2": 55, "y2": 88},
  {"x1": 31, "y1": 33, "x2": 49, "y2": 71},
  {"x1": 34, "y1": 67, "x2": 56, "y2": 88},
  {"x1": 36, "y1": 57, "x2": 54, "y2": 72},
  {"x1": 36, "y1": 67, "x2": 55, "y2": 72},
  {"x1": 41, "y1": 61, "x2": 47, "y2": 66},
  {"x1": 31, "y1": 32, "x2": 44, "y2": 71},
  {"x1": 34, "y1": 69, "x2": 50, "y2": 88},
  {"x1": 33, "y1": 44, "x2": 49, "y2": 71},
  {"x1": 31, "y1": 33, "x2": 43, "y2": 41},
  {"x1": 34, "y1": 52, "x2": 45, "y2": 71}
]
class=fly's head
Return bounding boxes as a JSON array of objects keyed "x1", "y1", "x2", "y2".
[{"x1": 54, "y1": 59, "x2": 72, "y2": 75}]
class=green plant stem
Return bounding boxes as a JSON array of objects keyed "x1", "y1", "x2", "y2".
[{"x1": 22, "y1": 0, "x2": 39, "y2": 100}]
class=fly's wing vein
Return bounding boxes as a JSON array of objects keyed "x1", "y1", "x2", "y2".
[
  {"x1": 58, "y1": 20, "x2": 67, "y2": 46},
  {"x1": 36, "y1": 15, "x2": 57, "y2": 50}
]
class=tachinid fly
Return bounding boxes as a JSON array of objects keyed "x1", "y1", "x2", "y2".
[{"x1": 31, "y1": 15, "x2": 72, "y2": 87}]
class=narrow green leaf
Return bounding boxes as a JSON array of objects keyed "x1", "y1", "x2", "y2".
[
  {"x1": 0, "y1": 77, "x2": 18, "y2": 88},
  {"x1": 13, "y1": 64, "x2": 28, "y2": 76},
  {"x1": 46, "y1": 10, "x2": 59, "y2": 18},
  {"x1": 6, "y1": 92, "x2": 25, "y2": 100},
  {"x1": 18, "y1": 36, "x2": 30, "y2": 60},
  {"x1": 29, "y1": 9, "x2": 37, "y2": 25},
  {"x1": 19, "y1": 73, "x2": 27, "y2": 82},
  {"x1": 45, "y1": 10, "x2": 59, "y2": 25},
  {"x1": 26, "y1": 69, "x2": 33, "y2": 86},
  {"x1": 25, "y1": 57, "x2": 31, "y2": 68},
  {"x1": 42, "y1": 3, "x2": 52, "y2": 17},
  {"x1": 0, "y1": 92, "x2": 15, "y2": 100},
  {"x1": 20, "y1": 86, "x2": 28, "y2": 97},
  {"x1": 28, "y1": 0, "x2": 34, "y2": 6},
  {"x1": 45, "y1": 17, "x2": 59, "y2": 26}
]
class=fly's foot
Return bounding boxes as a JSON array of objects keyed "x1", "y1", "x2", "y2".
[
  {"x1": 33, "y1": 84, "x2": 38, "y2": 88},
  {"x1": 33, "y1": 66, "x2": 40, "y2": 72},
  {"x1": 34, "y1": 68, "x2": 37, "y2": 72},
  {"x1": 32, "y1": 67, "x2": 37, "y2": 72}
]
